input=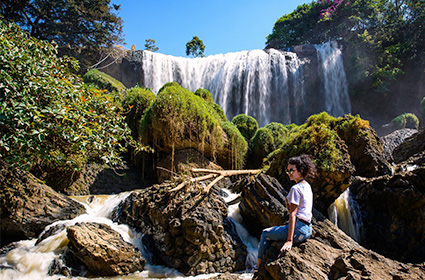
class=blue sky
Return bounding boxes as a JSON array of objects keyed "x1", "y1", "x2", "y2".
[{"x1": 111, "y1": 0, "x2": 311, "y2": 57}]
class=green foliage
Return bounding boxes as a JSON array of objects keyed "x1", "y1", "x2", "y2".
[
  {"x1": 1, "y1": 0, "x2": 123, "y2": 70},
  {"x1": 231, "y1": 114, "x2": 259, "y2": 140},
  {"x1": 250, "y1": 127, "x2": 275, "y2": 168},
  {"x1": 144, "y1": 39, "x2": 159, "y2": 52},
  {"x1": 186, "y1": 36, "x2": 205, "y2": 58},
  {"x1": 83, "y1": 69, "x2": 126, "y2": 95},
  {"x1": 194, "y1": 88, "x2": 214, "y2": 104},
  {"x1": 0, "y1": 21, "x2": 132, "y2": 171},
  {"x1": 391, "y1": 113, "x2": 420, "y2": 129},
  {"x1": 266, "y1": 0, "x2": 425, "y2": 95},
  {"x1": 158, "y1": 82, "x2": 181, "y2": 94},
  {"x1": 212, "y1": 103, "x2": 228, "y2": 122},
  {"x1": 421, "y1": 97, "x2": 425, "y2": 113},
  {"x1": 122, "y1": 87, "x2": 155, "y2": 138},
  {"x1": 264, "y1": 122, "x2": 289, "y2": 149}
]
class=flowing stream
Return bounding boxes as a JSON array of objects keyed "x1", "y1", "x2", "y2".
[
  {"x1": 0, "y1": 191, "x2": 255, "y2": 280},
  {"x1": 132, "y1": 41, "x2": 350, "y2": 126}
]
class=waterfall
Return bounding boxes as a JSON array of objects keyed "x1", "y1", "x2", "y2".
[
  {"x1": 133, "y1": 43, "x2": 350, "y2": 127},
  {"x1": 328, "y1": 187, "x2": 362, "y2": 242},
  {"x1": 315, "y1": 41, "x2": 351, "y2": 117}
]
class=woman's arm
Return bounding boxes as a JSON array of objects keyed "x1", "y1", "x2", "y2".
[{"x1": 281, "y1": 203, "x2": 298, "y2": 251}]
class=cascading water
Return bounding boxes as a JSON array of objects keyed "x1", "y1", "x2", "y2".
[
  {"x1": 132, "y1": 41, "x2": 350, "y2": 127},
  {"x1": 315, "y1": 41, "x2": 351, "y2": 117},
  {"x1": 0, "y1": 191, "x2": 255, "y2": 280},
  {"x1": 328, "y1": 187, "x2": 362, "y2": 242}
]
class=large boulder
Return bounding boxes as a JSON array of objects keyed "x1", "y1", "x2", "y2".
[
  {"x1": 235, "y1": 174, "x2": 289, "y2": 237},
  {"x1": 381, "y1": 128, "x2": 418, "y2": 162},
  {"x1": 0, "y1": 165, "x2": 86, "y2": 246},
  {"x1": 350, "y1": 166, "x2": 425, "y2": 263},
  {"x1": 392, "y1": 127, "x2": 425, "y2": 163},
  {"x1": 255, "y1": 217, "x2": 425, "y2": 280},
  {"x1": 66, "y1": 222, "x2": 145, "y2": 277},
  {"x1": 112, "y1": 183, "x2": 247, "y2": 276}
]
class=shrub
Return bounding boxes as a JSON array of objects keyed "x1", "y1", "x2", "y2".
[
  {"x1": 264, "y1": 122, "x2": 289, "y2": 149},
  {"x1": 83, "y1": 69, "x2": 126, "y2": 95},
  {"x1": 391, "y1": 113, "x2": 419, "y2": 130},
  {"x1": 194, "y1": 88, "x2": 214, "y2": 104},
  {"x1": 0, "y1": 21, "x2": 132, "y2": 172},
  {"x1": 122, "y1": 87, "x2": 155, "y2": 138},
  {"x1": 231, "y1": 114, "x2": 259, "y2": 140}
]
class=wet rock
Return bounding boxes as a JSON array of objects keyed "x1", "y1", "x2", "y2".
[
  {"x1": 0, "y1": 164, "x2": 86, "y2": 247},
  {"x1": 112, "y1": 183, "x2": 246, "y2": 276},
  {"x1": 66, "y1": 222, "x2": 145, "y2": 277}
]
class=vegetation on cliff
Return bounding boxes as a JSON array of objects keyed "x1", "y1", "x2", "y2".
[
  {"x1": 0, "y1": 21, "x2": 132, "y2": 174},
  {"x1": 83, "y1": 69, "x2": 126, "y2": 95},
  {"x1": 266, "y1": 0, "x2": 425, "y2": 96}
]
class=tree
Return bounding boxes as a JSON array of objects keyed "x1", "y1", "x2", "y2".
[
  {"x1": 144, "y1": 39, "x2": 159, "y2": 52},
  {"x1": 0, "y1": 0, "x2": 123, "y2": 70},
  {"x1": 186, "y1": 36, "x2": 205, "y2": 57}
]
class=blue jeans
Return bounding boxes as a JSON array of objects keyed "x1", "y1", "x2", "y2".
[{"x1": 257, "y1": 221, "x2": 312, "y2": 260}]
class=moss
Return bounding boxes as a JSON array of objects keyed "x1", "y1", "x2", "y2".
[
  {"x1": 421, "y1": 97, "x2": 425, "y2": 113},
  {"x1": 231, "y1": 114, "x2": 259, "y2": 140},
  {"x1": 250, "y1": 128, "x2": 275, "y2": 168},
  {"x1": 122, "y1": 87, "x2": 155, "y2": 138},
  {"x1": 219, "y1": 121, "x2": 248, "y2": 169},
  {"x1": 212, "y1": 103, "x2": 227, "y2": 122},
  {"x1": 194, "y1": 88, "x2": 214, "y2": 105},
  {"x1": 391, "y1": 113, "x2": 419, "y2": 129},
  {"x1": 264, "y1": 122, "x2": 289, "y2": 149},
  {"x1": 83, "y1": 69, "x2": 126, "y2": 94},
  {"x1": 158, "y1": 82, "x2": 181, "y2": 94}
]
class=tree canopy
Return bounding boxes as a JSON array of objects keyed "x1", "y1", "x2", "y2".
[
  {"x1": 186, "y1": 36, "x2": 206, "y2": 57},
  {"x1": 1, "y1": 0, "x2": 123, "y2": 70},
  {"x1": 144, "y1": 39, "x2": 159, "y2": 52}
]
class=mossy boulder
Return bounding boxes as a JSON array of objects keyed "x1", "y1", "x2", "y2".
[
  {"x1": 266, "y1": 112, "x2": 390, "y2": 212},
  {"x1": 231, "y1": 114, "x2": 259, "y2": 140},
  {"x1": 83, "y1": 69, "x2": 126, "y2": 94},
  {"x1": 122, "y1": 87, "x2": 155, "y2": 138},
  {"x1": 248, "y1": 122, "x2": 289, "y2": 169},
  {"x1": 194, "y1": 88, "x2": 214, "y2": 104},
  {"x1": 140, "y1": 83, "x2": 246, "y2": 169}
]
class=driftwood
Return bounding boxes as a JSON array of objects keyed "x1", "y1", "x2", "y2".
[{"x1": 169, "y1": 168, "x2": 262, "y2": 194}]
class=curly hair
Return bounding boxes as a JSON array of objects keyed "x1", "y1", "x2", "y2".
[{"x1": 288, "y1": 154, "x2": 317, "y2": 179}]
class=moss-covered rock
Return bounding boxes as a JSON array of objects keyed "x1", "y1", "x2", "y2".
[
  {"x1": 122, "y1": 87, "x2": 155, "y2": 138},
  {"x1": 421, "y1": 97, "x2": 425, "y2": 113},
  {"x1": 231, "y1": 114, "x2": 259, "y2": 140},
  {"x1": 83, "y1": 69, "x2": 126, "y2": 94},
  {"x1": 219, "y1": 121, "x2": 248, "y2": 169},
  {"x1": 266, "y1": 112, "x2": 390, "y2": 212},
  {"x1": 249, "y1": 127, "x2": 275, "y2": 168},
  {"x1": 140, "y1": 83, "x2": 245, "y2": 169}
]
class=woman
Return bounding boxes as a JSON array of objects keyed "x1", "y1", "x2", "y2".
[{"x1": 256, "y1": 154, "x2": 316, "y2": 268}]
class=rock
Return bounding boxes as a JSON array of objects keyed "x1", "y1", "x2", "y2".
[
  {"x1": 381, "y1": 128, "x2": 418, "y2": 162},
  {"x1": 0, "y1": 164, "x2": 86, "y2": 247},
  {"x1": 112, "y1": 183, "x2": 247, "y2": 276},
  {"x1": 66, "y1": 162, "x2": 145, "y2": 195},
  {"x1": 350, "y1": 167, "x2": 425, "y2": 263},
  {"x1": 66, "y1": 222, "x2": 145, "y2": 277},
  {"x1": 393, "y1": 127, "x2": 425, "y2": 163},
  {"x1": 255, "y1": 217, "x2": 425, "y2": 280},
  {"x1": 235, "y1": 174, "x2": 289, "y2": 237}
]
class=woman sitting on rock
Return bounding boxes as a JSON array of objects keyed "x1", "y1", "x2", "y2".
[{"x1": 256, "y1": 154, "x2": 316, "y2": 269}]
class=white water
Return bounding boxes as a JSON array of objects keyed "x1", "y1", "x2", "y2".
[
  {"x1": 135, "y1": 42, "x2": 350, "y2": 127},
  {"x1": 0, "y1": 191, "x2": 255, "y2": 280},
  {"x1": 328, "y1": 187, "x2": 362, "y2": 242}
]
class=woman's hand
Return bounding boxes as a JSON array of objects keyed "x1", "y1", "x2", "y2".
[{"x1": 281, "y1": 240, "x2": 293, "y2": 252}]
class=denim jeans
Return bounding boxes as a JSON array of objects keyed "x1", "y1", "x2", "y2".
[{"x1": 257, "y1": 221, "x2": 312, "y2": 260}]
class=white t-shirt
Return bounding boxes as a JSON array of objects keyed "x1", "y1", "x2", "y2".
[{"x1": 287, "y1": 180, "x2": 313, "y2": 223}]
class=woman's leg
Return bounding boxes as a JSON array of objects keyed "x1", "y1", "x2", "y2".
[{"x1": 257, "y1": 225, "x2": 289, "y2": 265}]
